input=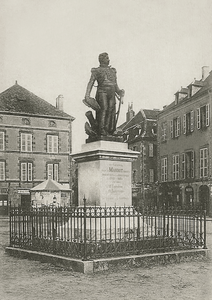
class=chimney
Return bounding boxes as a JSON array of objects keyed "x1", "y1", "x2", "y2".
[
  {"x1": 56, "y1": 95, "x2": 64, "y2": 111},
  {"x1": 126, "y1": 102, "x2": 135, "y2": 122},
  {"x1": 202, "y1": 66, "x2": 210, "y2": 81}
]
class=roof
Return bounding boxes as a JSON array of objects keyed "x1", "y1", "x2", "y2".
[
  {"x1": 143, "y1": 109, "x2": 160, "y2": 120},
  {"x1": 160, "y1": 71, "x2": 212, "y2": 115},
  {"x1": 116, "y1": 121, "x2": 127, "y2": 132},
  {"x1": 0, "y1": 83, "x2": 74, "y2": 120},
  {"x1": 121, "y1": 109, "x2": 159, "y2": 131},
  {"x1": 31, "y1": 177, "x2": 71, "y2": 191},
  {"x1": 174, "y1": 87, "x2": 188, "y2": 95},
  {"x1": 187, "y1": 79, "x2": 204, "y2": 87}
]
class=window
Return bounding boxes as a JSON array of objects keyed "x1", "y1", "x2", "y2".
[
  {"x1": 161, "y1": 122, "x2": 167, "y2": 142},
  {"x1": 149, "y1": 169, "x2": 154, "y2": 183},
  {"x1": 183, "y1": 111, "x2": 194, "y2": 134},
  {"x1": 174, "y1": 117, "x2": 180, "y2": 137},
  {"x1": 173, "y1": 154, "x2": 179, "y2": 180},
  {"x1": 182, "y1": 151, "x2": 194, "y2": 179},
  {"x1": 0, "y1": 161, "x2": 5, "y2": 181},
  {"x1": 21, "y1": 162, "x2": 32, "y2": 181},
  {"x1": 0, "y1": 132, "x2": 5, "y2": 151},
  {"x1": 22, "y1": 118, "x2": 30, "y2": 125},
  {"x1": 149, "y1": 143, "x2": 153, "y2": 157},
  {"x1": 47, "y1": 135, "x2": 58, "y2": 153},
  {"x1": 21, "y1": 133, "x2": 32, "y2": 152},
  {"x1": 197, "y1": 104, "x2": 210, "y2": 129},
  {"x1": 161, "y1": 157, "x2": 168, "y2": 182},
  {"x1": 200, "y1": 148, "x2": 208, "y2": 178},
  {"x1": 49, "y1": 120, "x2": 56, "y2": 127},
  {"x1": 171, "y1": 117, "x2": 180, "y2": 138},
  {"x1": 47, "y1": 163, "x2": 59, "y2": 181}
]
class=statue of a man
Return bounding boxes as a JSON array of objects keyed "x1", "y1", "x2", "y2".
[{"x1": 84, "y1": 53, "x2": 124, "y2": 136}]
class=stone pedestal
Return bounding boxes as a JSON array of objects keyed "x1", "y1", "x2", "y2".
[{"x1": 72, "y1": 140, "x2": 139, "y2": 206}]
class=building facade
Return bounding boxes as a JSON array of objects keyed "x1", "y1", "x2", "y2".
[
  {"x1": 157, "y1": 67, "x2": 212, "y2": 215},
  {"x1": 117, "y1": 104, "x2": 159, "y2": 207},
  {"x1": 0, "y1": 83, "x2": 74, "y2": 214}
]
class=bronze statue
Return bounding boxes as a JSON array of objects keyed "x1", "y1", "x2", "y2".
[{"x1": 83, "y1": 53, "x2": 124, "y2": 139}]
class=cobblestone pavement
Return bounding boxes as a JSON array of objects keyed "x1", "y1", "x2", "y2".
[{"x1": 0, "y1": 216, "x2": 212, "y2": 300}]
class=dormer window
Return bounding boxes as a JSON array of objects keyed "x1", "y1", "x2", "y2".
[
  {"x1": 187, "y1": 80, "x2": 203, "y2": 98},
  {"x1": 174, "y1": 88, "x2": 188, "y2": 105}
]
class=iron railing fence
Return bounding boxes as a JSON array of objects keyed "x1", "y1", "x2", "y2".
[{"x1": 9, "y1": 203, "x2": 206, "y2": 260}]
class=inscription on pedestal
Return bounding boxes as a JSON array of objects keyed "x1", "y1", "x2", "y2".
[{"x1": 101, "y1": 160, "x2": 131, "y2": 206}]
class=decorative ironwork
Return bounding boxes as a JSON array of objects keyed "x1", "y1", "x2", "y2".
[{"x1": 9, "y1": 203, "x2": 206, "y2": 261}]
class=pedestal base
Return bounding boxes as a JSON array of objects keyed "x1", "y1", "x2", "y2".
[{"x1": 72, "y1": 141, "x2": 139, "y2": 206}]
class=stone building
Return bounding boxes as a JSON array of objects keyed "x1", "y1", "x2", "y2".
[
  {"x1": 157, "y1": 67, "x2": 212, "y2": 215},
  {"x1": 117, "y1": 104, "x2": 159, "y2": 207},
  {"x1": 0, "y1": 82, "x2": 74, "y2": 214}
]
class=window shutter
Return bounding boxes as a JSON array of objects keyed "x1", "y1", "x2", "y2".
[
  {"x1": 191, "y1": 151, "x2": 194, "y2": 178},
  {"x1": 173, "y1": 155, "x2": 175, "y2": 180},
  {"x1": 190, "y1": 111, "x2": 194, "y2": 132},
  {"x1": 0, "y1": 132, "x2": 5, "y2": 151},
  {"x1": 21, "y1": 134, "x2": 26, "y2": 152},
  {"x1": 164, "y1": 122, "x2": 167, "y2": 140},
  {"x1": 170, "y1": 120, "x2": 173, "y2": 138},
  {"x1": 177, "y1": 117, "x2": 180, "y2": 136},
  {"x1": 47, "y1": 164, "x2": 53, "y2": 178},
  {"x1": 28, "y1": 163, "x2": 32, "y2": 181},
  {"x1": 197, "y1": 108, "x2": 200, "y2": 129},
  {"x1": 21, "y1": 163, "x2": 27, "y2": 181},
  {"x1": 178, "y1": 117, "x2": 181, "y2": 136},
  {"x1": 182, "y1": 153, "x2": 185, "y2": 179},
  {"x1": 0, "y1": 161, "x2": 5, "y2": 181},
  {"x1": 53, "y1": 136, "x2": 58, "y2": 153},
  {"x1": 183, "y1": 114, "x2": 186, "y2": 134},
  {"x1": 206, "y1": 104, "x2": 210, "y2": 126},
  {"x1": 47, "y1": 136, "x2": 52, "y2": 153},
  {"x1": 54, "y1": 164, "x2": 59, "y2": 181}
]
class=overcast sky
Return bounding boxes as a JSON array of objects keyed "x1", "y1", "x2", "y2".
[{"x1": 0, "y1": 0, "x2": 212, "y2": 151}]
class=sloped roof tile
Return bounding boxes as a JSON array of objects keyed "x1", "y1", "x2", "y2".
[
  {"x1": 0, "y1": 83, "x2": 74, "y2": 119},
  {"x1": 31, "y1": 177, "x2": 71, "y2": 191},
  {"x1": 120, "y1": 109, "x2": 159, "y2": 131}
]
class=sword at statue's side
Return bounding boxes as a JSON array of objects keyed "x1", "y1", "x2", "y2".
[{"x1": 115, "y1": 92, "x2": 124, "y2": 128}]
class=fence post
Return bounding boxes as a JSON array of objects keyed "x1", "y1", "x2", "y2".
[
  {"x1": 83, "y1": 197, "x2": 87, "y2": 260},
  {"x1": 203, "y1": 209, "x2": 207, "y2": 249},
  {"x1": 52, "y1": 207, "x2": 56, "y2": 254},
  {"x1": 163, "y1": 206, "x2": 166, "y2": 237},
  {"x1": 9, "y1": 204, "x2": 12, "y2": 246},
  {"x1": 137, "y1": 205, "x2": 140, "y2": 240}
]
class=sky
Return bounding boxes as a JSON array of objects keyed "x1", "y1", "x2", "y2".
[{"x1": 0, "y1": 0, "x2": 212, "y2": 152}]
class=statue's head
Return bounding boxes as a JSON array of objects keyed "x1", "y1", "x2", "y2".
[{"x1": 99, "y1": 52, "x2": 110, "y2": 67}]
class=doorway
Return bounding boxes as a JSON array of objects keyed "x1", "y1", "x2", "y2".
[
  {"x1": 199, "y1": 185, "x2": 210, "y2": 214},
  {"x1": 185, "y1": 186, "x2": 194, "y2": 207},
  {"x1": 21, "y1": 194, "x2": 31, "y2": 210}
]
